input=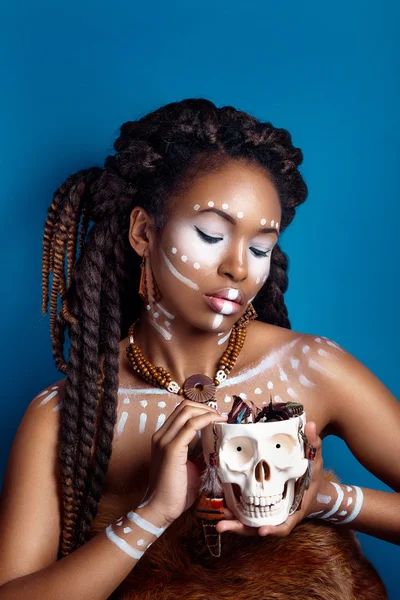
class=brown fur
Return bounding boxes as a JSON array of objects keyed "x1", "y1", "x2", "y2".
[{"x1": 90, "y1": 471, "x2": 387, "y2": 600}]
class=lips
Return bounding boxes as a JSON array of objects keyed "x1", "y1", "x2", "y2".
[
  {"x1": 204, "y1": 288, "x2": 244, "y2": 316},
  {"x1": 206, "y1": 288, "x2": 244, "y2": 305}
]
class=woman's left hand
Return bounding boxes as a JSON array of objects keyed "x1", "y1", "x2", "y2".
[{"x1": 216, "y1": 421, "x2": 324, "y2": 537}]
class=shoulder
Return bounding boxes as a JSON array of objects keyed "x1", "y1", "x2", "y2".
[{"x1": 30, "y1": 378, "x2": 66, "y2": 413}]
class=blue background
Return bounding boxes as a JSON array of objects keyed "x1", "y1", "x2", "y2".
[{"x1": 1, "y1": 0, "x2": 399, "y2": 596}]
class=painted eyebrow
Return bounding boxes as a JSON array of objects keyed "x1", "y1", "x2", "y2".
[{"x1": 198, "y1": 207, "x2": 279, "y2": 236}]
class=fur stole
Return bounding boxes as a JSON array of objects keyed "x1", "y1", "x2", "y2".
[{"x1": 90, "y1": 471, "x2": 387, "y2": 600}]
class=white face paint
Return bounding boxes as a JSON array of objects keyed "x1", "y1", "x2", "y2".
[{"x1": 166, "y1": 210, "x2": 275, "y2": 294}]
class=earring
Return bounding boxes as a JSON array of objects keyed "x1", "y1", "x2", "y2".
[
  {"x1": 138, "y1": 256, "x2": 148, "y2": 304},
  {"x1": 236, "y1": 303, "x2": 258, "y2": 327}
]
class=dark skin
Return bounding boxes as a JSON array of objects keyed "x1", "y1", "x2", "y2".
[{"x1": 1, "y1": 161, "x2": 399, "y2": 588}]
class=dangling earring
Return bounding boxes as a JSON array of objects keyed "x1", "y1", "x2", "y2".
[
  {"x1": 150, "y1": 266, "x2": 162, "y2": 304},
  {"x1": 236, "y1": 302, "x2": 258, "y2": 327},
  {"x1": 138, "y1": 256, "x2": 148, "y2": 304}
]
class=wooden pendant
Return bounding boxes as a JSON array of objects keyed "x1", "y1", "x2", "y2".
[{"x1": 182, "y1": 374, "x2": 216, "y2": 403}]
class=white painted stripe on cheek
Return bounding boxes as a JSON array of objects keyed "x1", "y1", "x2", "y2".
[
  {"x1": 287, "y1": 387, "x2": 298, "y2": 399},
  {"x1": 161, "y1": 250, "x2": 199, "y2": 290},
  {"x1": 117, "y1": 412, "x2": 129, "y2": 436}
]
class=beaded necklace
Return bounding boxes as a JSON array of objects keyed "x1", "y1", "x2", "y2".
[{"x1": 126, "y1": 320, "x2": 247, "y2": 404}]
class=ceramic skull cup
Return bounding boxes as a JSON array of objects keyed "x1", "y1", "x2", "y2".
[{"x1": 201, "y1": 412, "x2": 309, "y2": 527}]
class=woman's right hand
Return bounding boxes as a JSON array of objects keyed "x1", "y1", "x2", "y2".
[{"x1": 145, "y1": 399, "x2": 228, "y2": 525}]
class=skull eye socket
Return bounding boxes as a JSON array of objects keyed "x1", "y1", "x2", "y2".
[
  {"x1": 221, "y1": 436, "x2": 255, "y2": 469},
  {"x1": 269, "y1": 434, "x2": 297, "y2": 465}
]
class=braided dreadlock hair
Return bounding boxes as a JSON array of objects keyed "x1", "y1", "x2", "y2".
[{"x1": 41, "y1": 98, "x2": 308, "y2": 558}]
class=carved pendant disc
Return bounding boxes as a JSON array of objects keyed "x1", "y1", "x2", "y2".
[{"x1": 182, "y1": 374, "x2": 216, "y2": 403}]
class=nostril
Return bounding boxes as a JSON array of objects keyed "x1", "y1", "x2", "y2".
[{"x1": 255, "y1": 460, "x2": 270, "y2": 482}]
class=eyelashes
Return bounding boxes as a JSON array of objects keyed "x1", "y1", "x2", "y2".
[
  {"x1": 194, "y1": 227, "x2": 271, "y2": 258},
  {"x1": 194, "y1": 226, "x2": 222, "y2": 244}
]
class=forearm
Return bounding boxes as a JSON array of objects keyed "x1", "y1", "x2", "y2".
[
  {"x1": 0, "y1": 504, "x2": 170, "y2": 600},
  {"x1": 307, "y1": 480, "x2": 400, "y2": 545}
]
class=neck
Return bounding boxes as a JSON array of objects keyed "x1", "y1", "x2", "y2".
[{"x1": 132, "y1": 310, "x2": 235, "y2": 385}]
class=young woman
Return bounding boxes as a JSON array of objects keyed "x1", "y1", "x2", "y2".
[{"x1": 0, "y1": 98, "x2": 398, "y2": 599}]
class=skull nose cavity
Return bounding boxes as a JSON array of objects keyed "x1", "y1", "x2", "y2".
[{"x1": 255, "y1": 459, "x2": 270, "y2": 484}]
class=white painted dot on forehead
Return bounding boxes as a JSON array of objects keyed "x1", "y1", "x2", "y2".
[
  {"x1": 153, "y1": 312, "x2": 159, "y2": 318},
  {"x1": 222, "y1": 203, "x2": 229, "y2": 210},
  {"x1": 276, "y1": 222, "x2": 279, "y2": 229},
  {"x1": 271, "y1": 220, "x2": 275, "y2": 226},
  {"x1": 208, "y1": 201, "x2": 215, "y2": 207},
  {"x1": 267, "y1": 381, "x2": 274, "y2": 389},
  {"x1": 302, "y1": 345, "x2": 310, "y2": 354},
  {"x1": 193, "y1": 262, "x2": 200, "y2": 269},
  {"x1": 262, "y1": 275, "x2": 267, "y2": 283},
  {"x1": 237, "y1": 211, "x2": 244, "y2": 219},
  {"x1": 181, "y1": 255, "x2": 188, "y2": 262},
  {"x1": 260, "y1": 218, "x2": 267, "y2": 226},
  {"x1": 274, "y1": 395, "x2": 283, "y2": 402},
  {"x1": 256, "y1": 276, "x2": 261, "y2": 284},
  {"x1": 254, "y1": 388, "x2": 262, "y2": 394},
  {"x1": 193, "y1": 204, "x2": 200, "y2": 211},
  {"x1": 171, "y1": 247, "x2": 177, "y2": 254},
  {"x1": 123, "y1": 397, "x2": 130, "y2": 404}
]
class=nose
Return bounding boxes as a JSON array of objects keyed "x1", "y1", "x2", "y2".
[
  {"x1": 255, "y1": 460, "x2": 270, "y2": 485},
  {"x1": 218, "y1": 238, "x2": 248, "y2": 282}
]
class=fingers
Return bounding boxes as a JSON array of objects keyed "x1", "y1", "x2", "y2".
[
  {"x1": 152, "y1": 399, "x2": 221, "y2": 445},
  {"x1": 161, "y1": 411, "x2": 227, "y2": 465},
  {"x1": 216, "y1": 518, "x2": 259, "y2": 536},
  {"x1": 154, "y1": 403, "x2": 225, "y2": 450}
]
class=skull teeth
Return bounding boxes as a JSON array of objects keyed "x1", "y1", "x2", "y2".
[{"x1": 240, "y1": 494, "x2": 283, "y2": 511}]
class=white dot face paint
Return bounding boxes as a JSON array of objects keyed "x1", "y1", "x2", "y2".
[
  {"x1": 171, "y1": 247, "x2": 177, "y2": 254},
  {"x1": 267, "y1": 381, "x2": 274, "y2": 389},
  {"x1": 222, "y1": 203, "x2": 229, "y2": 210},
  {"x1": 254, "y1": 388, "x2": 262, "y2": 394},
  {"x1": 237, "y1": 211, "x2": 244, "y2": 219},
  {"x1": 207, "y1": 201, "x2": 214, "y2": 207},
  {"x1": 193, "y1": 204, "x2": 200, "y2": 211},
  {"x1": 260, "y1": 218, "x2": 266, "y2": 226},
  {"x1": 256, "y1": 277, "x2": 261, "y2": 284},
  {"x1": 193, "y1": 262, "x2": 200, "y2": 269}
]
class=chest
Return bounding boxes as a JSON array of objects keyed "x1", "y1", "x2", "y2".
[{"x1": 104, "y1": 346, "x2": 331, "y2": 497}]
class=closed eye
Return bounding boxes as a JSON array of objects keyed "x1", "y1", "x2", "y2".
[
  {"x1": 250, "y1": 247, "x2": 271, "y2": 258},
  {"x1": 194, "y1": 226, "x2": 223, "y2": 244}
]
